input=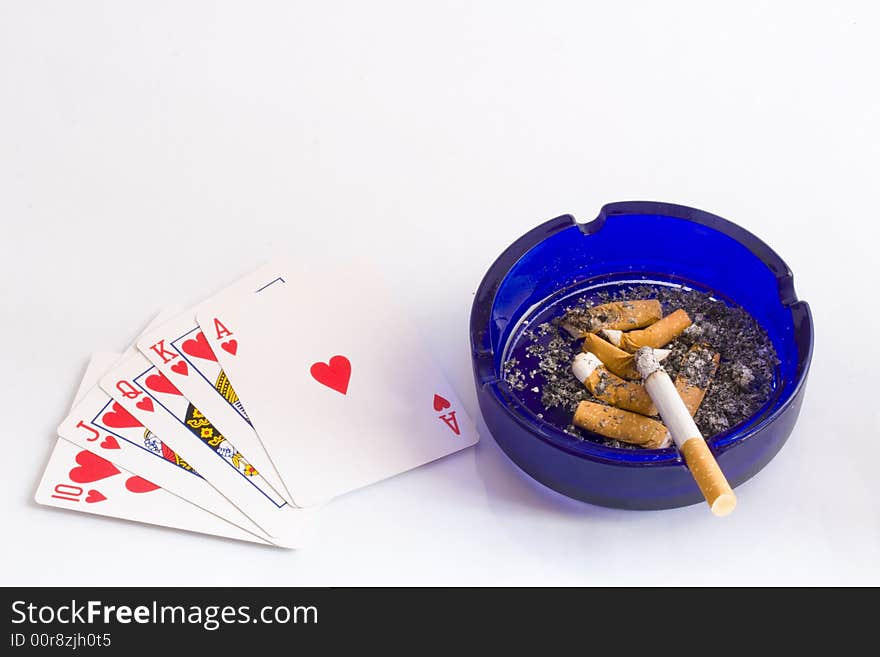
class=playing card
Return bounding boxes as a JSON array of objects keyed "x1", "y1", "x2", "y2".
[
  {"x1": 137, "y1": 265, "x2": 294, "y2": 506},
  {"x1": 197, "y1": 263, "x2": 479, "y2": 507},
  {"x1": 37, "y1": 354, "x2": 272, "y2": 544},
  {"x1": 57, "y1": 361, "x2": 302, "y2": 546},
  {"x1": 99, "y1": 350, "x2": 304, "y2": 539}
]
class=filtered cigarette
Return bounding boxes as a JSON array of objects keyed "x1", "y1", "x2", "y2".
[
  {"x1": 561, "y1": 300, "x2": 662, "y2": 338},
  {"x1": 582, "y1": 333, "x2": 670, "y2": 380},
  {"x1": 635, "y1": 347, "x2": 736, "y2": 517},
  {"x1": 674, "y1": 344, "x2": 720, "y2": 416},
  {"x1": 573, "y1": 401, "x2": 671, "y2": 449},
  {"x1": 602, "y1": 309, "x2": 692, "y2": 352},
  {"x1": 572, "y1": 352, "x2": 657, "y2": 416}
]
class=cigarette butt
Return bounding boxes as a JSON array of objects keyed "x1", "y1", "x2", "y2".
[
  {"x1": 573, "y1": 401, "x2": 671, "y2": 449},
  {"x1": 673, "y1": 344, "x2": 720, "y2": 416},
  {"x1": 561, "y1": 300, "x2": 662, "y2": 338},
  {"x1": 572, "y1": 353, "x2": 657, "y2": 416},
  {"x1": 582, "y1": 334, "x2": 639, "y2": 378},
  {"x1": 634, "y1": 347, "x2": 736, "y2": 517},
  {"x1": 607, "y1": 309, "x2": 693, "y2": 352},
  {"x1": 680, "y1": 438, "x2": 737, "y2": 516},
  {"x1": 582, "y1": 334, "x2": 670, "y2": 380}
]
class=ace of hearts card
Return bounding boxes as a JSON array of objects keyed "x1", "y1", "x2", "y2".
[{"x1": 197, "y1": 262, "x2": 479, "y2": 507}]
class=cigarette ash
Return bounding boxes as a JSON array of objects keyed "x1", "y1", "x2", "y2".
[
  {"x1": 678, "y1": 343, "x2": 716, "y2": 389},
  {"x1": 502, "y1": 284, "x2": 779, "y2": 449},
  {"x1": 634, "y1": 346, "x2": 661, "y2": 380}
]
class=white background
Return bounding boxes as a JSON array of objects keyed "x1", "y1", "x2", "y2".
[{"x1": 1, "y1": 1, "x2": 878, "y2": 586}]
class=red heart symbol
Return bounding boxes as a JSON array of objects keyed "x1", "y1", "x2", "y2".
[
  {"x1": 69, "y1": 450, "x2": 120, "y2": 484},
  {"x1": 181, "y1": 331, "x2": 217, "y2": 362},
  {"x1": 433, "y1": 394, "x2": 451, "y2": 412},
  {"x1": 221, "y1": 339, "x2": 238, "y2": 356},
  {"x1": 170, "y1": 360, "x2": 189, "y2": 376},
  {"x1": 85, "y1": 489, "x2": 107, "y2": 504},
  {"x1": 136, "y1": 397, "x2": 154, "y2": 412},
  {"x1": 310, "y1": 355, "x2": 351, "y2": 395},
  {"x1": 100, "y1": 435, "x2": 120, "y2": 450},
  {"x1": 125, "y1": 476, "x2": 160, "y2": 493},
  {"x1": 145, "y1": 372, "x2": 182, "y2": 396},
  {"x1": 102, "y1": 402, "x2": 142, "y2": 429}
]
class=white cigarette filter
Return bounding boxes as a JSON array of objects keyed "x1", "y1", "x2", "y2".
[
  {"x1": 602, "y1": 309, "x2": 692, "y2": 352},
  {"x1": 634, "y1": 347, "x2": 736, "y2": 517},
  {"x1": 561, "y1": 300, "x2": 662, "y2": 338},
  {"x1": 581, "y1": 333, "x2": 670, "y2": 380},
  {"x1": 572, "y1": 352, "x2": 657, "y2": 416}
]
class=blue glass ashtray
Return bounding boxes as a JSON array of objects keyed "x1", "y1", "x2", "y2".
[{"x1": 469, "y1": 201, "x2": 813, "y2": 510}]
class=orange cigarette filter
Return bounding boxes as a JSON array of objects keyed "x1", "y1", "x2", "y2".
[
  {"x1": 581, "y1": 333, "x2": 642, "y2": 380},
  {"x1": 582, "y1": 365, "x2": 657, "y2": 416},
  {"x1": 573, "y1": 401, "x2": 669, "y2": 449},
  {"x1": 612, "y1": 309, "x2": 692, "y2": 352},
  {"x1": 673, "y1": 344, "x2": 720, "y2": 416},
  {"x1": 561, "y1": 299, "x2": 662, "y2": 338},
  {"x1": 680, "y1": 438, "x2": 737, "y2": 517}
]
